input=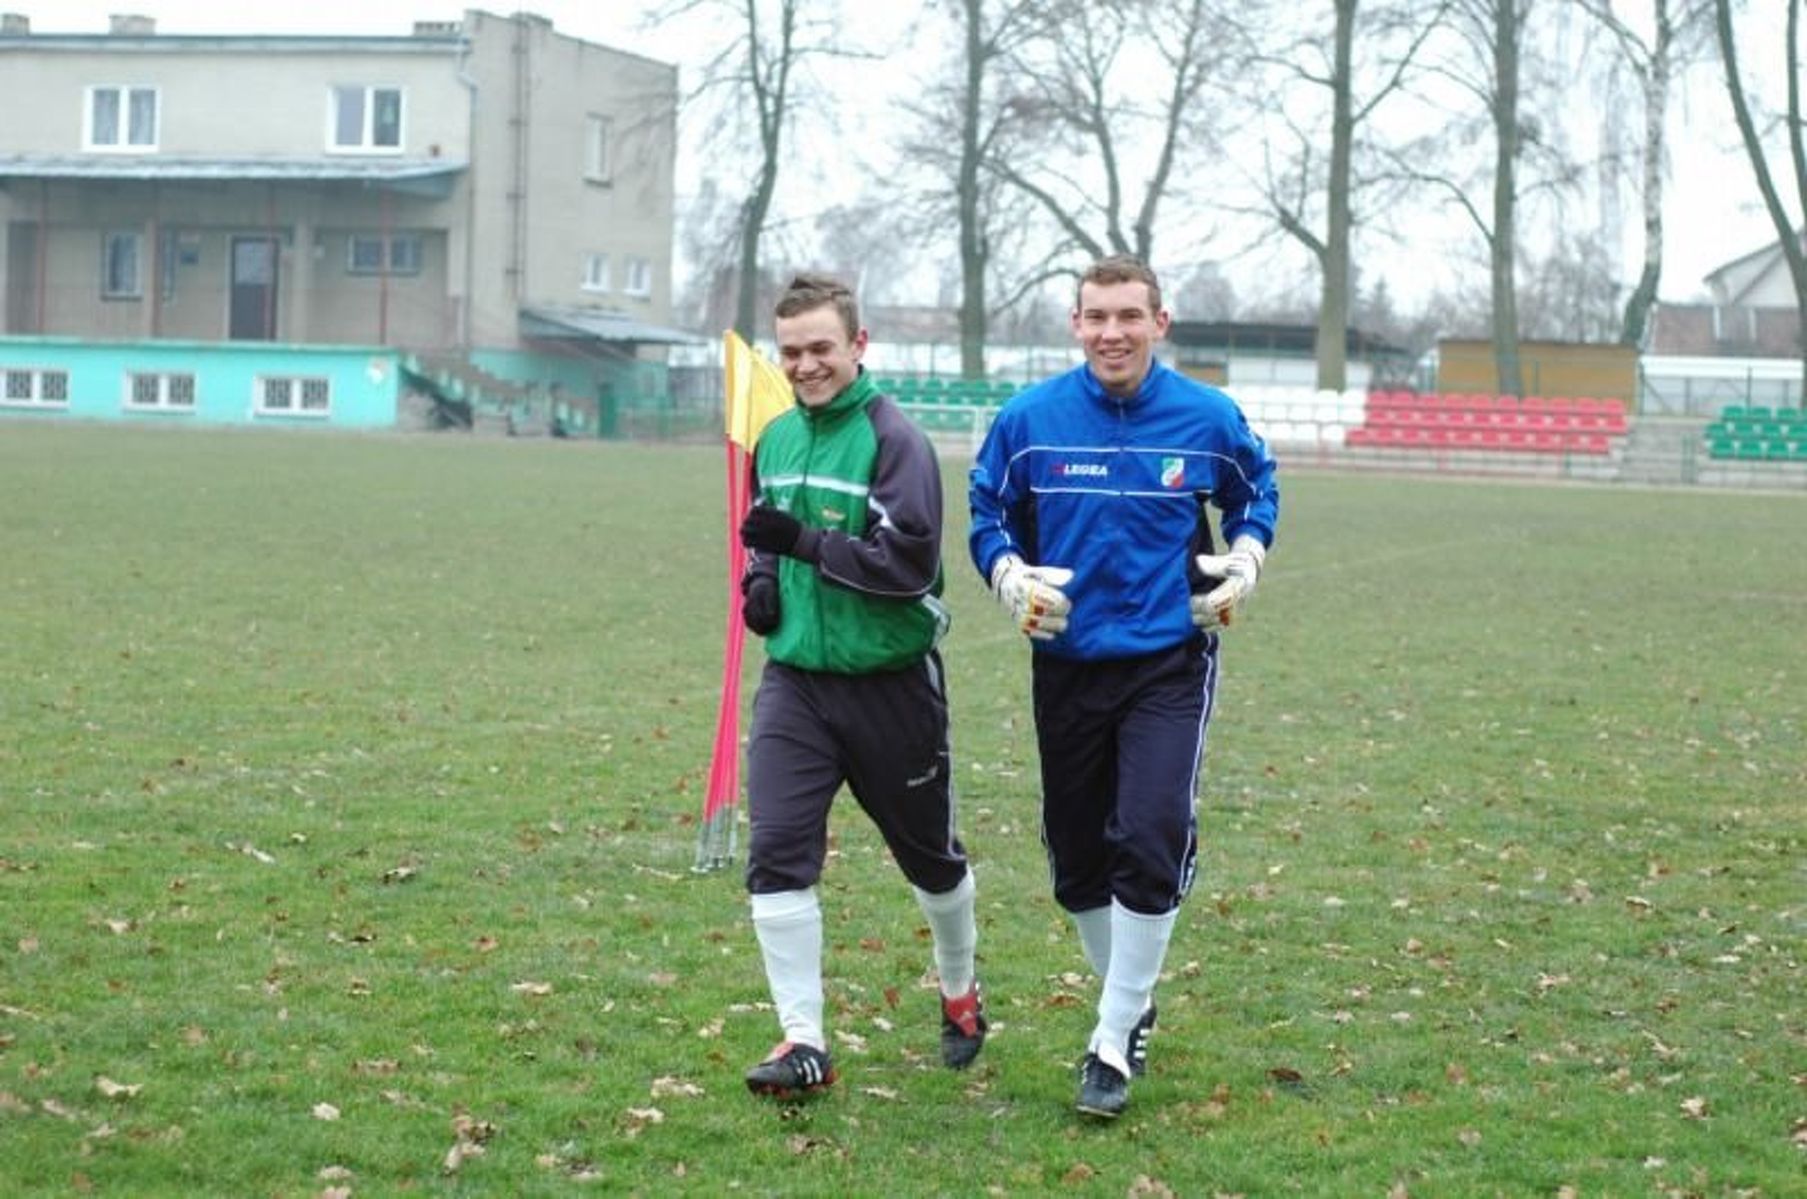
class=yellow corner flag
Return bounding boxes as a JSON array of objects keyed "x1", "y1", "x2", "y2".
[
  {"x1": 723, "y1": 331, "x2": 793, "y2": 450},
  {"x1": 697, "y1": 331, "x2": 793, "y2": 873}
]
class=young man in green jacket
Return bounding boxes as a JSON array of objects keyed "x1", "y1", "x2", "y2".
[{"x1": 735, "y1": 273, "x2": 984, "y2": 1099}]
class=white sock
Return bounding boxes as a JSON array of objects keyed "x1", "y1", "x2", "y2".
[
  {"x1": 1089, "y1": 899, "x2": 1175, "y2": 1075},
  {"x1": 1071, "y1": 905, "x2": 1112, "y2": 977},
  {"x1": 912, "y1": 869, "x2": 977, "y2": 996},
  {"x1": 751, "y1": 888, "x2": 825, "y2": 1050}
]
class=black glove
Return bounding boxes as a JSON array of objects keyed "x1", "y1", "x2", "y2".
[
  {"x1": 740, "y1": 505, "x2": 804, "y2": 556},
  {"x1": 743, "y1": 573, "x2": 781, "y2": 636}
]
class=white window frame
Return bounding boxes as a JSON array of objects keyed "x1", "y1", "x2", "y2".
[
  {"x1": 123, "y1": 371, "x2": 196, "y2": 412},
  {"x1": 623, "y1": 256, "x2": 653, "y2": 298},
  {"x1": 255, "y1": 375, "x2": 332, "y2": 418},
  {"x1": 84, "y1": 85, "x2": 159, "y2": 152},
  {"x1": 101, "y1": 231, "x2": 143, "y2": 300},
  {"x1": 581, "y1": 253, "x2": 610, "y2": 293},
  {"x1": 2, "y1": 367, "x2": 71, "y2": 408},
  {"x1": 346, "y1": 233, "x2": 424, "y2": 276},
  {"x1": 327, "y1": 85, "x2": 404, "y2": 154},
  {"x1": 584, "y1": 114, "x2": 612, "y2": 183}
]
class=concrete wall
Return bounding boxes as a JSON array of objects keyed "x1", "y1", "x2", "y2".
[
  {"x1": 0, "y1": 37, "x2": 469, "y2": 158},
  {"x1": 461, "y1": 12, "x2": 678, "y2": 346}
]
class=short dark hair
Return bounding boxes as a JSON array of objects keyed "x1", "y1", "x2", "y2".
[
  {"x1": 1077, "y1": 254, "x2": 1163, "y2": 313},
  {"x1": 774, "y1": 273, "x2": 861, "y2": 340}
]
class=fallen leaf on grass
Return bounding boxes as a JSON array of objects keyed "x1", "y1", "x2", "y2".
[
  {"x1": 511, "y1": 981, "x2": 553, "y2": 997},
  {"x1": 1680, "y1": 1096, "x2": 1709, "y2": 1120},
  {"x1": 1535, "y1": 973, "x2": 1570, "y2": 995},
  {"x1": 381, "y1": 865, "x2": 416, "y2": 884},
  {"x1": 650, "y1": 1077, "x2": 704, "y2": 1098},
  {"x1": 622, "y1": 1107, "x2": 663, "y2": 1137},
  {"x1": 858, "y1": 1086, "x2": 899, "y2": 1101},
  {"x1": 311, "y1": 1102, "x2": 340, "y2": 1121},
  {"x1": 1457, "y1": 1129, "x2": 1482, "y2": 1147},
  {"x1": 443, "y1": 1139, "x2": 485, "y2": 1173},
  {"x1": 316, "y1": 1166, "x2": 353, "y2": 1182},
  {"x1": 229, "y1": 842, "x2": 276, "y2": 864},
  {"x1": 1061, "y1": 1163, "x2": 1096, "y2": 1184},
  {"x1": 1128, "y1": 1176, "x2": 1176, "y2": 1198},
  {"x1": 94, "y1": 1077, "x2": 141, "y2": 1100}
]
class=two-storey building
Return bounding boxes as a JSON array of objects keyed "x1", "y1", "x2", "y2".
[{"x1": 0, "y1": 9, "x2": 691, "y2": 432}]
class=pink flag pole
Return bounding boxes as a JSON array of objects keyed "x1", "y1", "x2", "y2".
[{"x1": 695, "y1": 440, "x2": 751, "y2": 872}]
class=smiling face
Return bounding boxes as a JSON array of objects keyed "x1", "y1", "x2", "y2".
[
  {"x1": 1071, "y1": 278, "x2": 1171, "y2": 398},
  {"x1": 775, "y1": 303, "x2": 868, "y2": 408}
]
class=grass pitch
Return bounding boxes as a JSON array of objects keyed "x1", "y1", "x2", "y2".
[{"x1": 1, "y1": 423, "x2": 1802, "y2": 1196}]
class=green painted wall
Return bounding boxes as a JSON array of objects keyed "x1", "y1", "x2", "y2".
[{"x1": 0, "y1": 337, "x2": 402, "y2": 428}]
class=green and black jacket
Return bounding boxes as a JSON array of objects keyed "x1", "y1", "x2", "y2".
[{"x1": 745, "y1": 369, "x2": 950, "y2": 674}]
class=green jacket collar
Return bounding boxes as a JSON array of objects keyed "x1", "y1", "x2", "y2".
[{"x1": 799, "y1": 368, "x2": 876, "y2": 423}]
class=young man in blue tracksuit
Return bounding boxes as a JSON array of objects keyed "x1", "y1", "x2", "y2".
[{"x1": 969, "y1": 254, "x2": 1279, "y2": 1119}]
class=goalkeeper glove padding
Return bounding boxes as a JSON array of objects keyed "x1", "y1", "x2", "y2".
[
  {"x1": 1190, "y1": 536, "x2": 1266, "y2": 630},
  {"x1": 990, "y1": 554, "x2": 1075, "y2": 641}
]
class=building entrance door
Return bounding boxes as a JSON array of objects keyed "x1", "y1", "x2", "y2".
[{"x1": 229, "y1": 236, "x2": 279, "y2": 340}]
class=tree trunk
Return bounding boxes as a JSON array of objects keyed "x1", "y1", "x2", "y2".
[
  {"x1": 1489, "y1": 0, "x2": 1524, "y2": 397},
  {"x1": 1315, "y1": 0, "x2": 1357, "y2": 392},
  {"x1": 1716, "y1": 0, "x2": 1807, "y2": 401},
  {"x1": 1620, "y1": 0, "x2": 1674, "y2": 348},
  {"x1": 958, "y1": 0, "x2": 988, "y2": 380}
]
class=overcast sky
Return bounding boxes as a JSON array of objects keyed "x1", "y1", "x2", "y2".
[{"x1": 13, "y1": 0, "x2": 1790, "y2": 308}]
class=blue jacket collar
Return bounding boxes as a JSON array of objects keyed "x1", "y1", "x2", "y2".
[{"x1": 1080, "y1": 358, "x2": 1169, "y2": 407}]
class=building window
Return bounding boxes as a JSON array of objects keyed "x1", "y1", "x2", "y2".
[
  {"x1": 125, "y1": 371, "x2": 196, "y2": 411},
  {"x1": 3, "y1": 368, "x2": 70, "y2": 408},
  {"x1": 347, "y1": 234, "x2": 423, "y2": 275},
  {"x1": 582, "y1": 253, "x2": 609, "y2": 293},
  {"x1": 86, "y1": 86, "x2": 158, "y2": 151},
  {"x1": 257, "y1": 376, "x2": 332, "y2": 417},
  {"x1": 623, "y1": 256, "x2": 653, "y2": 298},
  {"x1": 330, "y1": 85, "x2": 403, "y2": 152},
  {"x1": 102, "y1": 232, "x2": 142, "y2": 299},
  {"x1": 584, "y1": 114, "x2": 611, "y2": 183}
]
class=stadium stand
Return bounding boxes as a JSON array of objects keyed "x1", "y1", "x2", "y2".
[
  {"x1": 1345, "y1": 391, "x2": 1629, "y2": 455},
  {"x1": 1702, "y1": 405, "x2": 1807, "y2": 462}
]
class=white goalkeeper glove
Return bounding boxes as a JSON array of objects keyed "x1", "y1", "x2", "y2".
[
  {"x1": 990, "y1": 554, "x2": 1075, "y2": 641},
  {"x1": 1190, "y1": 536, "x2": 1267, "y2": 630}
]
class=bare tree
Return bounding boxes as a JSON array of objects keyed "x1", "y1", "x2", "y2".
[
  {"x1": 1406, "y1": 0, "x2": 1584, "y2": 395},
  {"x1": 657, "y1": 0, "x2": 864, "y2": 339},
  {"x1": 900, "y1": 0, "x2": 1046, "y2": 377},
  {"x1": 1247, "y1": 0, "x2": 1446, "y2": 389},
  {"x1": 1579, "y1": 0, "x2": 1716, "y2": 347},
  {"x1": 986, "y1": 0, "x2": 1228, "y2": 268},
  {"x1": 1715, "y1": 0, "x2": 1807, "y2": 387}
]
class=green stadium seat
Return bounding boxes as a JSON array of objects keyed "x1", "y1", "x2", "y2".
[
  {"x1": 1707, "y1": 436, "x2": 1736, "y2": 459},
  {"x1": 1721, "y1": 405, "x2": 1750, "y2": 421},
  {"x1": 1734, "y1": 440, "x2": 1766, "y2": 460}
]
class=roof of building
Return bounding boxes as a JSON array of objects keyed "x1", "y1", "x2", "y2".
[
  {"x1": 1168, "y1": 320, "x2": 1407, "y2": 359},
  {"x1": 0, "y1": 154, "x2": 467, "y2": 198},
  {"x1": 0, "y1": 154, "x2": 466, "y2": 181},
  {"x1": 522, "y1": 305, "x2": 706, "y2": 347}
]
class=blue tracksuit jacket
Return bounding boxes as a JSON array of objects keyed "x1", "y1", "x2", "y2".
[{"x1": 968, "y1": 360, "x2": 1279, "y2": 661}]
